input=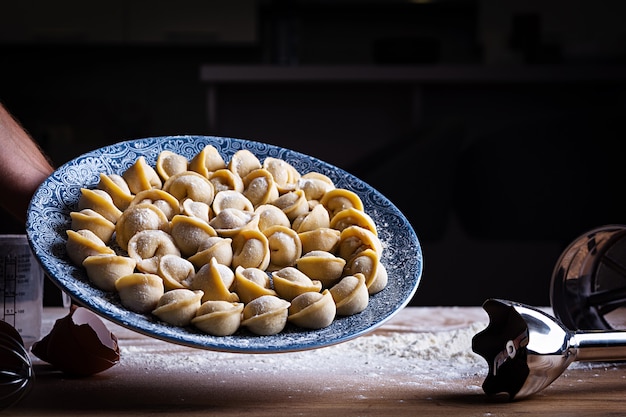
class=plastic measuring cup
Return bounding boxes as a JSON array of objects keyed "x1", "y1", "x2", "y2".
[{"x1": 0, "y1": 234, "x2": 44, "y2": 348}]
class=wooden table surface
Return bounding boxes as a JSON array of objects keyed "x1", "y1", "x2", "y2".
[{"x1": 8, "y1": 306, "x2": 626, "y2": 416}]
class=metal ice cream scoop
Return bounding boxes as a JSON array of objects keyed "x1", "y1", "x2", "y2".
[{"x1": 472, "y1": 298, "x2": 626, "y2": 401}]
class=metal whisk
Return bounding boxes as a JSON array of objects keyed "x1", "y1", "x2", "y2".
[{"x1": 0, "y1": 320, "x2": 34, "y2": 410}]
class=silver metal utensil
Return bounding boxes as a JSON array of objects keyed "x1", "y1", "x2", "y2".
[
  {"x1": 472, "y1": 298, "x2": 626, "y2": 401},
  {"x1": 551, "y1": 224, "x2": 626, "y2": 331},
  {"x1": 0, "y1": 320, "x2": 34, "y2": 410}
]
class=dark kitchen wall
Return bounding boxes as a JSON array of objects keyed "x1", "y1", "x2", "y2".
[{"x1": 2, "y1": 0, "x2": 626, "y2": 307}]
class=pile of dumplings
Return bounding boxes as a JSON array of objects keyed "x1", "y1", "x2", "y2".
[{"x1": 65, "y1": 145, "x2": 388, "y2": 336}]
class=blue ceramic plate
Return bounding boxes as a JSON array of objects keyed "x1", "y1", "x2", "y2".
[{"x1": 26, "y1": 136, "x2": 422, "y2": 353}]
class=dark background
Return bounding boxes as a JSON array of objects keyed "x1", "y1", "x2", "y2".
[{"x1": 2, "y1": 0, "x2": 626, "y2": 307}]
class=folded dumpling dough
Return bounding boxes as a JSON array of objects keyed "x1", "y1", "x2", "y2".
[
  {"x1": 185, "y1": 257, "x2": 238, "y2": 303},
  {"x1": 298, "y1": 227, "x2": 340, "y2": 254},
  {"x1": 272, "y1": 189, "x2": 308, "y2": 222},
  {"x1": 233, "y1": 266, "x2": 276, "y2": 304},
  {"x1": 169, "y1": 214, "x2": 217, "y2": 258},
  {"x1": 262, "y1": 157, "x2": 300, "y2": 194},
  {"x1": 291, "y1": 203, "x2": 330, "y2": 233},
  {"x1": 228, "y1": 149, "x2": 261, "y2": 179},
  {"x1": 129, "y1": 189, "x2": 180, "y2": 220},
  {"x1": 329, "y1": 273, "x2": 369, "y2": 316},
  {"x1": 255, "y1": 204, "x2": 290, "y2": 233},
  {"x1": 297, "y1": 172, "x2": 335, "y2": 202},
  {"x1": 288, "y1": 290, "x2": 336, "y2": 330},
  {"x1": 115, "y1": 203, "x2": 170, "y2": 251},
  {"x1": 189, "y1": 144, "x2": 226, "y2": 177},
  {"x1": 320, "y1": 188, "x2": 364, "y2": 218},
  {"x1": 78, "y1": 188, "x2": 123, "y2": 224},
  {"x1": 231, "y1": 228, "x2": 270, "y2": 270},
  {"x1": 83, "y1": 254, "x2": 137, "y2": 292},
  {"x1": 192, "y1": 300, "x2": 244, "y2": 336},
  {"x1": 70, "y1": 209, "x2": 116, "y2": 243},
  {"x1": 242, "y1": 168, "x2": 279, "y2": 208},
  {"x1": 212, "y1": 189, "x2": 254, "y2": 216},
  {"x1": 152, "y1": 289, "x2": 203, "y2": 327},
  {"x1": 345, "y1": 248, "x2": 388, "y2": 295},
  {"x1": 97, "y1": 173, "x2": 134, "y2": 211},
  {"x1": 271, "y1": 266, "x2": 322, "y2": 301},
  {"x1": 209, "y1": 168, "x2": 244, "y2": 193},
  {"x1": 156, "y1": 150, "x2": 188, "y2": 181},
  {"x1": 263, "y1": 225, "x2": 302, "y2": 271},
  {"x1": 295, "y1": 250, "x2": 345, "y2": 288},
  {"x1": 163, "y1": 171, "x2": 215, "y2": 205},
  {"x1": 115, "y1": 273, "x2": 165, "y2": 314},
  {"x1": 127, "y1": 229, "x2": 181, "y2": 274},
  {"x1": 157, "y1": 254, "x2": 195, "y2": 291},
  {"x1": 66, "y1": 229, "x2": 115, "y2": 266},
  {"x1": 123, "y1": 156, "x2": 162, "y2": 194},
  {"x1": 187, "y1": 236, "x2": 233, "y2": 269},
  {"x1": 241, "y1": 295, "x2": 290, "y2": 336}
]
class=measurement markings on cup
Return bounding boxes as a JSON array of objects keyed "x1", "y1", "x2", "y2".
[{"x1": 1, "y1": 255, "x2": 18, "y2": 328}]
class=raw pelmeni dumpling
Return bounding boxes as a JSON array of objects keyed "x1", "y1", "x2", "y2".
[
  {"x1": 184, "y1": 257, "x2": 238, "y2": 303},
  {"x1": 291, "y1": 203, "x2": 330, "y2": 233},
  {"x1": 209, "y1": 168, "x2": 244, "y2": 193},
  {"x1": 345, "y1": 248, "x2": 388, "y2": 295},
  {"x1": 70, "y1": 209, "x2": 116, "y2": 243},
  {"x1": 242, "y1": 168, "x2": 279, "y2": 208},
  {"x1": 209, "y1": 208, "x2": 259, "y2": 237},
  {"x1": 241, "y1": 295, "x2": 290, "y2": 336},
  {"x1": 189, "y1": 144, "x2": 226, "y2": 177},
  {"x1": 337, "y1": 225, "x2": 383, "y2": 262},
  {"x1": 228, "y1": 149, "x2": 261, "y2": 178},
  {"x1": 254, "y1": 204, "x2": 291, "y2": 233},
  {"x1": 158, "y1": 254, "x2": 195, "y2": 291},
  {"x1": 152, "y1": 289, "x2": 203, "y2": 327},
  {"x1": 329, "y1": 207, "x2": 378, "y2": 236},
  {"x1": 271, "y1": 267, "x2": 322, "y2": 301},
  {"x1": 329, "y1": 273, "x2": 369, "y2": 316},
  {"x1": 78, "y1": 188, "x2": 123, "y2": 224},
  {"x1": 288, "y1": 290, "x2": 336, "y2": 329},
  {"x1": 188, "y1": 236, "x2": 233, "y2": 269},
  {"x1": 82, "y1": 254, "x2": 137, "y2": 292},
  {"x1": 262, "y1": 156, "x2": 300, "y2": 193},
  {"x1": 231, "y1": 228, "x2": 270, "y2": 270},
  {"x1": 97, "y1": 173, "x2": 134, "y2": 211},
  {"x1": 181, "y1": 198, "x2": 210, "y2": 223},
  {"x1": 212, "y1": 189, "x2": 254, "y2": 216},
  {"x1": 122, "y1": 156, "x2": 162, "y2": 194},
  {"x1": 295, "y1": 250, "x2": 345, "y2": 288},
  {"x1": 129, "y1": 189, "x2": 180, "y2": 220},
  {"x1": 233, "y1": 266, "x2": 276, "y2": 304},
  {"x1": 115, "y1": 273, "x2": 165, "y2": 314},
  {"x1": 192, "y1": 300, "x2": 244, "y2": 336},
  {"x1": 263, "y1": 225, "x2": 302, "y2": 271},
  {"x1": 272, "y1": 189, "x2": 308, "y2": 222},
  {"x1": 155, "y1": 150, "x2": 188, "y2": 181},
  {"x1": 127, "y1": 229, "x2": 181, "y2": 274},
  {"x1": 297, "y1": 172, "x2": 335, "y2": 201},
  {"x1": 163, "y1": 171, "x2": 215, "y2": 205},
  {"x1": 320, "y1": 188, "x2": 364, "y2": 218},
  {"x1": 65, "y1": 229, "x2": 115, "y2": 266},
  {"x1": 169, "y1": 214, "x2": 217, "y2": 257},
  {"x1": 115, "y1": 203, "x2": 170, "y2": 251},
  {"x1": 298, "y1": 227, "x2": 341, "y2": 254}
]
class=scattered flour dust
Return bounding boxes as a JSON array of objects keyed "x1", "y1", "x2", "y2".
[{"x1": 118, "y1": 321, "x2": 489, "y2": 385}]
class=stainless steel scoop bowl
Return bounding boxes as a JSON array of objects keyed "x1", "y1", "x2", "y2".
[{"x1": 472, "y1": 298, "x2": 626, "y2": 401}]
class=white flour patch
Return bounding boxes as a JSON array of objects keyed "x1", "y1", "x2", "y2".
[{"x1": 117, "y1": 321, "x2": 488, "y2": 384}]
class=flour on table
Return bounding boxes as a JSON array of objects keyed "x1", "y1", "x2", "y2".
[{"x1": 118, "y1": 321, "x2": 489, "y2": 385}]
